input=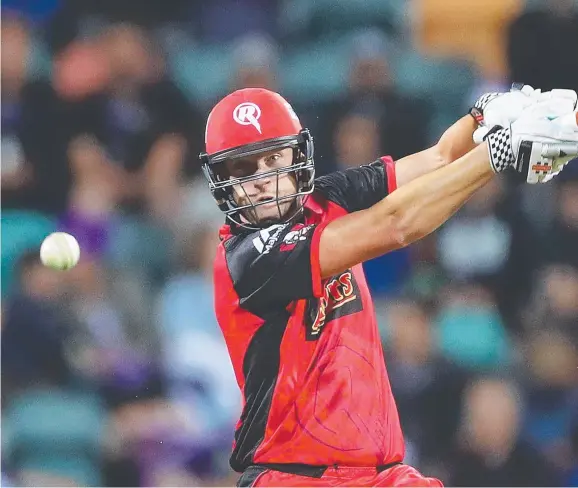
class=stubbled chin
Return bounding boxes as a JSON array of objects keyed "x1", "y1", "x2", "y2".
[
  {"x1": 255, "y1": 204, "x2": 287, "y2": 221},
  {"x1": 244, "y1": 200, "x2": 296, "y2": 225}
]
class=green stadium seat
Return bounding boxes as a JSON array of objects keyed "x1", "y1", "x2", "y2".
[
  {"x1": 391, "y1": 51, "x2": 477, "y2": 139},
  {"x1": 280, "y1": 0, "x2": 409, "y2": 42},
  {"x1": 280, "y1": 39, "x2": 351, "y2": 104},
  {"x1": 168, "y1": 41, "x2": 233, "y2": 107},
  {"x1": 435, "y1": 306, "x2": 512, "y2": 371},
  {"x1": 1, "y1": 210, "x2": 57, "y2": 297},
  {"x1": 27, "y1": 37, "x2": 52, "y2": 80},
  {"x1": 2, "y1": 388, "x2": 105, "y2": 486}
]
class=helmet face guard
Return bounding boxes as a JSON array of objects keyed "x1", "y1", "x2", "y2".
[{"x1": 200, "y1": 129, "x2": 315, "y2": 229}]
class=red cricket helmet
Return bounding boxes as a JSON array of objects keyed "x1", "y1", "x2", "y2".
[{"x1": 199, "y1": 88, "x2": 315, "y2": 228}]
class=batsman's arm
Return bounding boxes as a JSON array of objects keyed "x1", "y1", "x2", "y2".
[
  {"x1": 393, "y1": 115, "x2": 479, "y2": 188},
  {"x1": 318, "y1": 142, "x2": 493, "y2": 278}
]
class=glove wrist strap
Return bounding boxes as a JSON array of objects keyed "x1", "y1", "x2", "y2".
[
  {"x1": 469, "y1": 92, "x2": 501, "y2": 126},
  {"x1": 468, "y1": 107, "x2": 484, "y2": 125},
  {"x1": 486, "y1": 127, "x2": 514, "y2": 173}
]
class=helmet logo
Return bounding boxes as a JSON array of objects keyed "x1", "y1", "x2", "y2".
[{"x1": 233, "y1": 102, "x2": 262, "y2": 133}]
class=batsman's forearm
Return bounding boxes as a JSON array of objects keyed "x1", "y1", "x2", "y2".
[
  {"x1": 318, "y1": 143, "x2": 494, "y2": 278},
  {"x1": 437, "y1": 114, "x2": 479, "y2": 163},
  {"x1": 383, "y1": 143, "x2": 493, "y2": 245},
  {"x1": 394, "y1": 115, "x2": 479, "y2": 187}
]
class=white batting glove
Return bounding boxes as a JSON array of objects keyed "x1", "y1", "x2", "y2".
[
  {"x1": 470, "y1": 84, "x2": 578, "y2": 144},
  {"x1": 486, "y1": 106, "x2": 578, "y2": 184}
]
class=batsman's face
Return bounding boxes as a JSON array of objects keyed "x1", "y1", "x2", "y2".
[{"x1": 225, "y1": 147, "x2": 298, "y2": 225}]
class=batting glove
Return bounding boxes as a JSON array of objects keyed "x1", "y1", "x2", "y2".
[
  {"x1": 486, "y1": 104, "x2": 578, "y2": 184},
  {"x1": 471, "y1": 84, "x2": 578, "y2": 144}
]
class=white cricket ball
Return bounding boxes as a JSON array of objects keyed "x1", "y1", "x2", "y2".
[{"x1": 40, "y1": 232, "x2": 81, "y2": 271}]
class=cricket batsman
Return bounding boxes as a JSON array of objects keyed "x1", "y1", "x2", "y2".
[{"x1": 199, "y1": 84, "x2": 578, "y2": 486}]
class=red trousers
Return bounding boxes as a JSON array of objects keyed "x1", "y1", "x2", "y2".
[{"x1": 244, "y1": 464, "x2": 443, "y2": 487}]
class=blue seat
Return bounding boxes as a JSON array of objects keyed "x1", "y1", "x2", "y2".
[
  {"x1": 168, "y1": 41, "x2": 233, "y2": 108},
  {"x1": 27, "y1": 36, "x2": 52, "y2": 81},
  {"x1": 1, "y1": 210, "x2": 57, "y2": 297},
  {"x1": 280, "y1": 0, "x2": 409, "y2": 42},
  {"x1": 280, "y1": 39, "x2": 351, "y2": 104},
  {"x1": 2, "y1": 388, "x2": 105, "y2": 486},
  {"x1": 392, "y1": 51, "x2": 477, "y2": 139},
  {"x1": 105, "y1": 214, "x2": 173, "y2": 284},
  {"x1": 435, "y1": 306, "x2": 512, "y2": 371}
]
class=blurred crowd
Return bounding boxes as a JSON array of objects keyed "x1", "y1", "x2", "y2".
[{"x1": 2, "y1": 0, "x2": 578, "y2": 486}]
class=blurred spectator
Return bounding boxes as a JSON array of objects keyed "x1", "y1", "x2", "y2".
[
  {"x1": 383, "y1": 298, "x2": 468, "y2": 471},
  {"x1": 333, "y1": 111, "x2": 381, "y2": 169},
  {"x1": 1, "y1": 14, "x2": 72, "y2": 215},
  {"x1": 190, "y1": 0, "x2": 281, "y2": 43},
  {"x1": 45, "y1": 0, "x2": 192, "y2": 54},
  {"x1": 568, "y1": 419, "x2": 578, "y2": 485},
  {"x1": 58, "y1": 135, "x2": 121, "y2": 262},
  {"x1": 63, "y1": 258, "x2": 147, "y2": 384},
  {"x1": 1, "y1": 250, "x2": 74, "y2": 399},
  {"x1": 157, "y1": 224, "x2": 240, "y2": 437},
  {"x1": 312, "y1": 29, "x2": 430, "y2": 175},
  {"x1": 437, "y1": 177, "x2": 539, "y2": 330},
  {"x1": 174, "y1": 175, "x2": 225, "y2": 242},
  {"x1": 521, "y1": 174, "x2": 578, "y2": 343},
  {"x1": 507, "y1": 0, "x2": 578, "y2": 91},
  {"x1": 521, "y1": 331, "x2": 578, "y2": 475},
  {"x1": 523, "y1": 264, "x2": 578, "y2": 343},
  {"x1": 92, "y1": 224, "x2": 239, "y2": 487},
  {"x1": 58, "y1": 133, "x2": 173, "y2": 314},
  {"x1": 402, "y1": 234, "x2": 449, "y2": 307},
  {"x1": 540, "y1": 173, "x2": 578, "y2": 269},
  {"x1": 55, "y1": 23, "x2": 205, "y2": 223},
  {"x1": 449, "y1": 377, "x2": 561, "y2": 486},
  {"x1": 230, "y1": 33, "x2": 279, "y2": 92}
]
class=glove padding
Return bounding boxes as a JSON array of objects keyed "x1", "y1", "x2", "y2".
[
  {"x1": 486, "y1": 108, "x2": 578, "y2": 184},
  {"x1": 471, "y1": 84, "x2": 578, "y2": 144}
]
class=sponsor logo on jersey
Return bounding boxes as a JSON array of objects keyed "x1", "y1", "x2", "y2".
[
  {"x1": 305, "y1": 270, "x2": 363, "y2": 340},
  {"x1": 280, "y1": 224, "x2": 313, "y2": 252},
  {"x1": 252, "y1": 224, "x2": 287, "y2": 254}
]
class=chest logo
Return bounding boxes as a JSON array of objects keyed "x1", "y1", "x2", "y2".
[{"x1": 306, "y1": 270, "x2": 363, "y2": 340}]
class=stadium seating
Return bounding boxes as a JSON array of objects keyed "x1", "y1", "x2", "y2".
[
  {"x1": 2, "y1": 388, "x2": 105, "y2": 486},
  {"x1": 279, "y1": 0, "x2": 409, "y2": 43},
  {"x1": 391, "y1": 50, "x2": 477, "y2": 138},
  {"x1": 168, "y1": 40, "x2": 233, "y2": 107},
  {"x1": 0, "y1": 211, "x2": 57, "y2": 297},
  {"x1": 436, "y1": 305, "x2": 512, "y2": 370}
]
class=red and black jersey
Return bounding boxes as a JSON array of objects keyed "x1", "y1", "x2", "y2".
[{"x1": 213, "y1": 157, "x2": 404, "y2": 473}]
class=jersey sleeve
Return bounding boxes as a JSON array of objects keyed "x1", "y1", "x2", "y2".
[
  {"x1": 222, "y1": 222, "x2": 328, "y2": 316},
  {"x1": 314, "y1": 157, "x2": 396, "y2": 213}
]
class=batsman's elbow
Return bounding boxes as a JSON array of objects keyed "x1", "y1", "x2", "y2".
[{"x1": 386, "y1": 206, "x2": 431, "y2": 249}]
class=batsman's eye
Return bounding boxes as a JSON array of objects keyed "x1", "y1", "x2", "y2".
[
  {"x1": 267, "y1": 153, "x2": 291, "y2": 169},
  {"x1": 227, "y1": 160, "x2": 257, "y2": 178}
]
